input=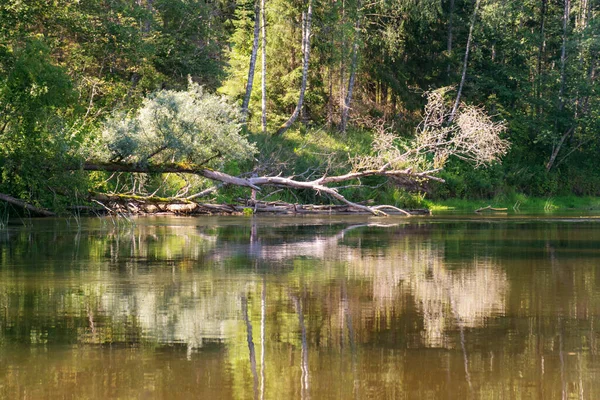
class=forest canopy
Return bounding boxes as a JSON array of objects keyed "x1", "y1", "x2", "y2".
[{"x1": 0, "y1": 0, "x2": 598, "y2": 214}]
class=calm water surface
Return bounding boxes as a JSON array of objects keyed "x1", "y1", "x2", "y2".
[{"x1": 1, "y1": 214, "x2": 600, "y2": 399}]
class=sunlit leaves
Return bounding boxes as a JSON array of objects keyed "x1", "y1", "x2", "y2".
[{"x1": 99, "y1": 80, "x2": 257, "y2": 168}]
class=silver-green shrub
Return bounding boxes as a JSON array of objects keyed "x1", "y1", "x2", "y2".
[{"x1": 101, "y1": 80, "x2": 256, "y2": 168}]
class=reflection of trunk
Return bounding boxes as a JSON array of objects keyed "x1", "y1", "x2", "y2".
[
  {"x1": 559, "y1": 322, "x2": 566, "y2": 400},
  {"x1": 449, "y1": 0, "x2": 482, "y2": 122},
  {"x1": 260, "y1": 0, "x2": 267, "y2": 133},
  {"x1": 242, "y1": 0, "x2": 261, "y2": 122},
  {"x1": 87, "y1": 306, "x2": 96, "y2": 337},
  {"x1": 341, "y1": 281, "x2": 358, "y2": 399},
  {"x1": 340, "y1": 20, "x2": 360, "y2": 133},
  {"x1": 448, "y1": 292, "x2": 472, "y2": 390},
  {"x1": 459, "y1": 325, "x2": 472, "y2": 390},
  {"x1": 275, "y1": 0, "x2": 313, "y2": 136},
  {"x1": 260, "y1": 278, "x2": 266, "y2": 400},
  {"x1": 292, "y1": 295, "x2": 310, "y2": 399},
  {"x1": 242, "y1": 296, "x2": 259, "y2": 399}
]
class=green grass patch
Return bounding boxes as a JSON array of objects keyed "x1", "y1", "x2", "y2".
[{"x1": 425, "y1": 195, "x2": 600, "y2": 212}]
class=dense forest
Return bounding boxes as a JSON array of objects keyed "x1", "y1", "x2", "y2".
[{"x1": 0, "y1": 0, "x2": 598, "y2": 214}]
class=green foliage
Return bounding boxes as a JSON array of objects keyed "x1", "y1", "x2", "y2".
[
  {"x1": 99, "y1": 80, "x2": 256, "y2": 168},
  {"x1": 1, "y1": 0, "x2": 600, "y2": 210},
  {"x1": 153, "y1": 0, "x2": 228, "y2": 89},
  {"x1": 0, "y1": 38, "x2": 87, "y2": 207}
]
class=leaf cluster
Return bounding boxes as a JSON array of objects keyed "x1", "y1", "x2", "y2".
[{"x1": 99, "y1": 80, "x2": 257, "y2": 168}]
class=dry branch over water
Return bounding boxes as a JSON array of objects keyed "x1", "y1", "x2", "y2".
[{"x1": 83, "y1": 162, "x2": 437, "y2": 216}]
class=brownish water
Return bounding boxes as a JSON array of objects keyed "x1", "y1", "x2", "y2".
[{"x1": 1, "y1": 215, "x2": 599, "y2": 399}]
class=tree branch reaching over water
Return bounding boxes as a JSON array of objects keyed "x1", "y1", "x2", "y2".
[{"x1": 80, "y1": 87, "x2": 509, "y2": 217}]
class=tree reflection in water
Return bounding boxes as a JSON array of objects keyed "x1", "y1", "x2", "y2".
[{"x1": 0, "y1": 217, "x2": 599, "y2": 399}]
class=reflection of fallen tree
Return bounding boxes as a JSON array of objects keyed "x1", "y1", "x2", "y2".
[
  {"x1": 211, "y1": 223, "x2": 401, "y2": 262},
  {"x1": 207, "y1": 221, "x2": 508, "y2": 349},
  {"x1": 1, "y1": 221, "x2": 507, "y2": 353},
  {"x1": 343, "y1": 236, "x2": 508, "y2": 347},
  {"x1": 414, "y1": 257, "x2": 507, "y2": 351}
]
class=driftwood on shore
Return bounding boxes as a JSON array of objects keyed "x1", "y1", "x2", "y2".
[{"x1": 89, "y1": 193, "x2": 431, "y2": 216}]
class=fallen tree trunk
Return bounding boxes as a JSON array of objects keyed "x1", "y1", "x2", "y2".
[
  {"x1": 0, "y1": 193, "x2": 57, "y2": 217},
  {"x1": 81, "y1": 162, "x2": 261, "y2": 190},
  {"x1": 88, "y1": 194, "x2": 430, "y2": 216},
  {"x1": 80, "y1": 161, "x2": 443, "y2": 216}
]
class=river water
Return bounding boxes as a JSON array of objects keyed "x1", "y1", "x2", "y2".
[{"x1": 1, "y1": 214, "x2": 599, "y2": 399}]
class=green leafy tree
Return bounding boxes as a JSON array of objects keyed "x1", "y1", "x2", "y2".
[
  {"x1": 98, "y1": 80, "x2": 256, "y2": 168},
  {"x1": 0, "y1": 39, "x2": 81, "y2": 205}
]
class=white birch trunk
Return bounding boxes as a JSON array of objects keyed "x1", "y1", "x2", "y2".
[
  {"x1": 275, "y1": 0, "x2": 313, "y2": 136},
  {"x1": 446, "y1": 0, "x2": 455, "y2": 77},
  {"x1": 261, "y1": 0, "x2": 267, "y2": 133},
  {"x1": 449, "y1": 0, "x2": 482, "y2": 122},
  {"x1": 546, "y1": 0, "x2": 571, "y2": 172},
  {"x1": 242, "y1": 0, "x2": 262, "y2": 123},
  {"x1": 340, "y1": 20, "x2": 360, "y2": 133}
]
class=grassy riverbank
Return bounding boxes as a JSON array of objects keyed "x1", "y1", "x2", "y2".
[
  {"x1": 424, "y1": 196, "x2": 600, "y2": 213},
  {"x1": 242, "y1": 128, "x2": 600, "y2": 213}
]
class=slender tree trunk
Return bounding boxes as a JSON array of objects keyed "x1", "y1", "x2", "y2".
[
  {"x1": 546, "y1": 127, "x2": 573, "y2": 172},
  {"x1": 536, "y1": 0, "x2": 547, "y2": 116},
  {"x1": 547, "y1": 0, "x2": 571, "y2": 172},
  {"x1": 275, "y1": 0, "x2": 313, "y2": 136},
  {"x1": 261, "y1": 0, "x2": 267, "y2": 133},
  {"x1": 242, "y1": 0, "x2": 262, "y2": 123},
  {"x1": 339, "y1": 0, "x2": 346, "y2": 123},
  {"x1": 144, "y1": 0, "x2": 153, "y2": 33},
  {"x1": 558, "y1": 0, "x2": 570, "y2": 110},
  {"x1": 340, "y1": 20, "x2": 360, "y2": 133},
  {"x1": 327, "y1": 28, "x2": 334, "y2": 128},
  {"x1": 301, "y1": 11, "x2": 307, "y2": 57},
  {"x1": 446, "y1": 0, "x2": 455, "y2": 78},
  {"x1": 300, "y1": 11, "x2": 307, "y2": 122},
  {"x1": 127, "y1": 0, "x2": 153, "y2": 102},
  {"x1": 449, "y1": 0, "x2": 482, "y2": 122}
]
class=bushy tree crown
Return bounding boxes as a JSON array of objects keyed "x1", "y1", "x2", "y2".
[{"x1": 101, "y1": 80, "x2": 256, "y2": 167}]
